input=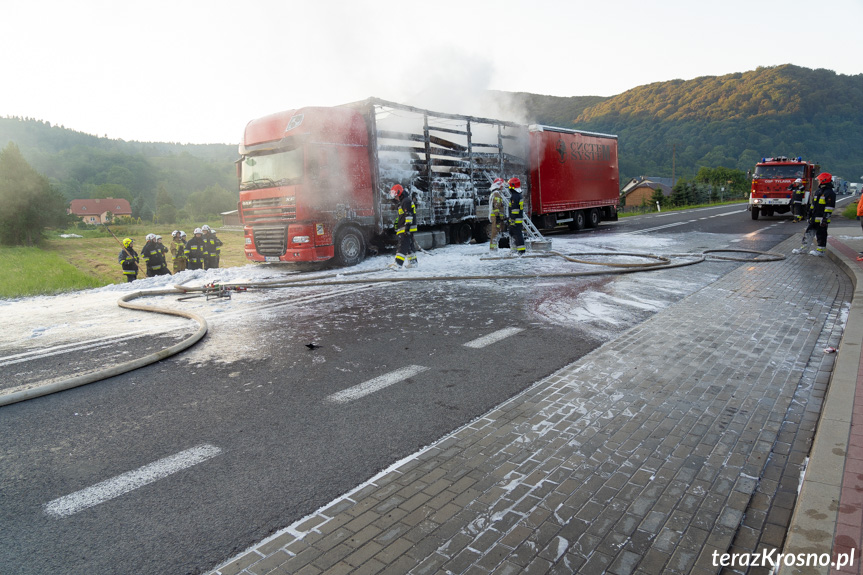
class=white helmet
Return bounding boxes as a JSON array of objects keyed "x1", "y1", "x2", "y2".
[
  {"x1": 179, "y1": 231, "x2": 187, "y2": 239},
  {"x1": 145, "y1": 233, "x2": 155, "y2": 241},
  {"x1": 155, "y1": 235, "x2": 162, "y2": 241},
  {"x1": 201, "y1": 225, "x2": 211, "y2": 232},
  {"x1": 194, "y1": 228, "x2": 203, "y2": 234},
  {"x1": 794, "y1": 178, "x2": 803, "y2": 184},
  {"x1": 172, "y1": 230, "x2": 179, "y2": 237}
]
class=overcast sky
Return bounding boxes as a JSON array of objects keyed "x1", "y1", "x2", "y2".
[{"x1": 3, "y1": 0, "x2": 861, "y2": 145}]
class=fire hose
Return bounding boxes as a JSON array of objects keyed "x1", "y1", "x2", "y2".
[{"x1": 0, "y1": 248, "x2": 783, "y2": 407}]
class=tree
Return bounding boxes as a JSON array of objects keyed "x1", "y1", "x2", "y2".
[
  {"x1": 185, "y1": 185, "x2": 237, "y2": 219},
  {"x1": 92, "y1": 183, "x2": 132, "y2": 202},
  {"x1": 0, "y1": 142, "x2": 69, "y2": 245},
  {"x1": 650, "y1": 187, "x2": 666, "y2": 208}
]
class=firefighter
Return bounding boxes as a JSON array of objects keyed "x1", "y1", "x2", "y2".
[
  {"x1": 118, "y1": 237, "x2": 139, "y2": 282},
  {"x1": 792, "y1": 172, "x2": 836, "y2": 257},
  {"x1": 387, "y1": 184, "x2": 416, "y2": 269},
  {"x1": 788, "y1": 178, "x2": 807, "y2": 222},
  {"x1": 185, "y1": 228, "x2": 207, "y2": 270},
  {"x1": 507, "y1": 177, "x2": 526, "y2": 256},
  {"x1": 488, "y1": 178, "x2": 506, "y2": 251},
  {"x1": 170, "y1": 230, "x2": 187, "y2": 273},
  {"x1": 141, "y1": 233, "x2": 158, "y2": 276},
  {"x1": 153, "y1": 235, "x2": 171, "y2": 275},
  {"x1": 202, "y1": 225, "x2": 223, "y2": 269}
]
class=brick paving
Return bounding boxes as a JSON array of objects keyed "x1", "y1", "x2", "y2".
[{"x1": 209, "y1": 234, "x2": 854, "y2": 575}]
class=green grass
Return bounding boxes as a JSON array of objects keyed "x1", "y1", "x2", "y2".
[
  {"x1": 0, "y1": 246, "x2": 106, "y2": 298},
  {"x1": 843, "y1": 201, "x2": 859, "y2": 220}
]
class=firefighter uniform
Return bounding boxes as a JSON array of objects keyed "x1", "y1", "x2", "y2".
[
  {"x1": 140, "y1": 237, "x2": 160, "y2": 277},
  {"x1": 507, "y1": 177, "x2": 526, "y2": 255},
  {"x1": 204, "y1": 230, "x2": 223, "y2": 269},
  {"x1": 389, "y1": 184, "x2": 415, "y2": 269},
  {"x1": 170, "y1": 233, "x2": 187, "y2": 273},
  {"x1": 185, "y1": 229, "x2": 207, "y2": 270},
  {"x1": 793, "y1": 173, "x2": 836, "y2": 256},
  {"x1": 788, "y1": 179, "x2": 807, "y2": 222},
  {"x1": 489, "y1": 178, "x2": 506, "y2": 251},
  {"x1": 118, "y1": 238, "x2": 139, "y2": 282}
]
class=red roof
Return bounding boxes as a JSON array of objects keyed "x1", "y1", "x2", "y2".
[{"x1": 68, "y1": 198, "x2": 132, "y2": 216}]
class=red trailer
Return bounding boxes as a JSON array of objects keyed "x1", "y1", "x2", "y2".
[
  {"x1": 528, "y1": 126, "x2": 619, "y2": 230},
  {"x1": 237, "y1": 98, "x2": 620, "y2": 266}
]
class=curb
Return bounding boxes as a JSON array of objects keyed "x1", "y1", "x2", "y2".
[{"x1": 779, "y1": 239, "x2": 863, "y2": 574}]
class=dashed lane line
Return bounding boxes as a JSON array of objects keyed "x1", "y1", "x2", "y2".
[
  {"x1": 44, "y1": 444, "x2": 222, "y2": 518},
  {"x1": 463, "y1": 327, "x2": 524, "y2": 349},
  {"x1": 325, "y1": 365, "x2": 429, "y2": 404}
]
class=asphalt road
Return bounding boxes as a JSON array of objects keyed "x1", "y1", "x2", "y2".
[{"x1": 1, "y1": 199, "x2": 854, "y2": 575}]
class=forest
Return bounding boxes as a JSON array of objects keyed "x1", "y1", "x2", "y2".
[{"x1": 508, "y1": 64, "x2": 863, "y2": 183}]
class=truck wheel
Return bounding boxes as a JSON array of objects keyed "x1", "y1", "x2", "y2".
[
  {"x1": 334, "y1": 227, "x2": 365, "y2": 266},
  {"x1": 586, "y1": 208, "x2": 601, "y2": 228},
  {"x1": 568, "y1": 211, "x2": 586, "y2": 231},
  {"x1": 473, "y1": 222, "x2": 490, "y2": 243},
  {"x1": 750, "y1": 207, "x2": 760, "y2": 220},
  {"x1": 450, "y1": 222, "x2": 472, "y2": 244}
]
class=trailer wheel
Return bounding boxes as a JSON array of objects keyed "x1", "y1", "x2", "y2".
[
  {"x1": 334, "y1": 226, "x2": 366, "y2": 267},
  {"x1": 450, "y1": 222, "x2": 473, "y2": 244},
  {"x1": 586, "y1": 208, "x2": 601, "y2": 228},
  {"x1": 750, "y1": 207, "x2": 760, "y2": 220},
  {"x1": 568, "y1": 211, "x2": 586, "y2": 231}
]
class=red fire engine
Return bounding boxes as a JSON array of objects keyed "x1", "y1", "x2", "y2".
[{"x1": 749, "y1": 156, "x2": 819, "y2": 220}]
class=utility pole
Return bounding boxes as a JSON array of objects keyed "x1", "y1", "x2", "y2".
[{"x1": 671, "y1": 143, "x2": 676, "y2": 188}]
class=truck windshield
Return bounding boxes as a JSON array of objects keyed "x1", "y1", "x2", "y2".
[
  {"x1": 240, "y1": 148, "x2": 303, "y2": 190},
  {"x1": 753, "y1": 165, "x2": 805, "y2": 179}
]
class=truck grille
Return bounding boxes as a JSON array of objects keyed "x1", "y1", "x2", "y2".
[
  {"x1": 241, "y1": 197, "x2": 296, "y2": 224},
  {"x1": 253, "y1": 226, "x2": 288, "y2": 257}
]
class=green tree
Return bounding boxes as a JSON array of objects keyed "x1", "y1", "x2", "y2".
[
  {"x1": 185, "y1": 185, "x2": 237, "y2": 219},
  {"x1": 156, "y1": 203, "x2": 178, "y2": 224},
  {"x1": 0, "y1": 142, "x2": 68, "y2": 245},
  {"x1": 650, "y1": 187, "x2": 666, "y2": 208},
  {"x1": 92, "y1": 183, "x2": 133, "y2": 202}
]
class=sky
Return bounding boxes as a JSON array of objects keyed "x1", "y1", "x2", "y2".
[{"x1": 2, "y1": 0, "x2": 861, "y2": 145}]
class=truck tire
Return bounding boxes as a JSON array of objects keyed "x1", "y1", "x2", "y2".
[
  {"x1": 750, "y1": 207, "x2": 759, "y2": 220},
  {"x1": 334, "y1": 226, "x2": 366, "y2": 266},
  {"x1": 586, "y1": 208, "x2": 601, "y2": 228},
  {"x1": 568, "y1": 211, "x2": 586, "y2": 231},
  {"x1": 450, "y1": 222, "x2": 472, "y2": 244}
]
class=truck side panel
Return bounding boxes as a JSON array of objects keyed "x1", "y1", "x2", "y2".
[{"x1": 529, "y1": 127, "x2": 619, "y2": 215}]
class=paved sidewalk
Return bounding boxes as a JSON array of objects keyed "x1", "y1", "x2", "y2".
[{"x1": 209, "y1": 232, "x2": 858, "y2": 575}]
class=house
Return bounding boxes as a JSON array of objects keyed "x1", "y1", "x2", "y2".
[
  {"x1": 621, "y1": 177, "x2": 674, "y2": 207},
  {"x1": 68, "y1": 198, "x2": 133, "y2": 224}
]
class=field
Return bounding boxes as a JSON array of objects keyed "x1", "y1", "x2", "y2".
[{"x1": 0, "y1": 224, "x2": 248, "y2": 299}]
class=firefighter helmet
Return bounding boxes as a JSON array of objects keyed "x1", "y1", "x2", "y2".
[
  {"x1": 172, "y1": 230, "x2": 179, "y2": 237},
  {"x1": 508, "y1": 177, "x2": 521, "y2": 189},
  {"x1": 490, "y1": 178, "x2": 505, "y2": 191},
  {"x1": 816, "y1": 173, "x2": 832, "y2": 184},
  {"x1": 179, "y1": 231, "x2": 187, "y2": 240},
  {"x1": 194, "y1": 227, "x2": 203, "y2": 234},
  {"x1": 122, "y1": 238, "x2": 133, "y2": 248},
  {"x1": 145, "y1": 233, "x2": 155, "y2": 241},
  {"x1": 202, "y1": 225, "x2": 211, "y2": 232},
  {"x1": 794, "y1": 178, "x2": 803, "y2": 184},
  {"x1": 390, "y1": 184, "x2": 404, "y2": 198}
]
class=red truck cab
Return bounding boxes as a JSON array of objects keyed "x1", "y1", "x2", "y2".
[{"x1": 238, "y1": 107, "x2": 374, "y2": 264}]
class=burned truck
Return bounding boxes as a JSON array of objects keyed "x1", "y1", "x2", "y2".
[{"x1": 237, "y1": 98, "x2": 619, "y2": 266}]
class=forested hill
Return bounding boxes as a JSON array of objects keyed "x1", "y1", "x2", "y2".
[{"x1": 505, "y1": 64, "x2": 863, "y2": 183}]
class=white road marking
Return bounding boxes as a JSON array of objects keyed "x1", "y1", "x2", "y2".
[
  {"x1": 44, "y1": 444, "x2": 222, "y2": 518},
  {"x1": 463, "y1": 327, "x2": 524, "y2": 349},
  {"x1": 326, "y1": 365, "x2": 429, "y2": 404}
]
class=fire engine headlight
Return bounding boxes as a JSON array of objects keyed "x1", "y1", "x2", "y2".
[
  {"x1": 753, "y1": 199, "x2": 762, "y2": 204},
  {"x1": 292, "y1": 236, "x2": 311, "y2": 244}
]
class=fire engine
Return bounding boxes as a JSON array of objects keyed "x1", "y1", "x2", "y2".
[{"x1": 748, "y1": 156, "x2": 819, "y2": 220}]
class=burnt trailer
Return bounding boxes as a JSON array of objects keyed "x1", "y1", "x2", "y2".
[{"x1": 238, "y1": 98, "x2": 619, "y2": 266}]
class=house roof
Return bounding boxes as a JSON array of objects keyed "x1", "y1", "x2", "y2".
[
  {"x1": 623, "y1": 181, "x2": 673, "y2": 198},
  {"x1": 68, "y1": 198, "x2": 132, "y2": 216}
]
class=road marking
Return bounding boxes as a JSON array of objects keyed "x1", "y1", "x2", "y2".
[
  {"x1": 463, "y1": 327, "x2": 524, "y2": 349},
  {"x1": 44, "y1": 444, "x2": 222, "y2": 518},
  {"x1": 326, "y1": 365, "x2": 429, "y2": 404}
]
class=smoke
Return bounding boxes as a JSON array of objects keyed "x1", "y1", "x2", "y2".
[{"x1": 387, "y1": 47, "x2": 531, "y2": 125}]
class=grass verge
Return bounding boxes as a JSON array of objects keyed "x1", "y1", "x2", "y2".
[{"x1": 0, "y1": 246, "x2": 107, "y2": 298}]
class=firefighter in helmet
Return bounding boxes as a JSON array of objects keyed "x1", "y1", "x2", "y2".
[
  {"x1": 507, "y1": 177, "x2": 526, "y2": 256},
  {"x1": 171, "y1": 230, "x2": 187, "y2": 273},
  {"x1": 388, "y1": 184, "x2": 416, "y2": 269},
  {"x1": 185, "y1": 228, "x2": 207, "y2": 270},
  {"x1": 788, "y1": 178, "x2": 807, "y2": 222},
  {"x1": 118, "y1": 238, "x2": 139, "y2": 282},
  {"x1": 792, "y1": 172, "x2": 835, "y2": 257},
  {"x1": 488, "y1": 178, "x2": 506, "y2": 251}
]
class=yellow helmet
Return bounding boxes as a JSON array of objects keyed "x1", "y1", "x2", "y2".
[{"x1": 122, "y1": 238, "x2": 133, "y2": 248}]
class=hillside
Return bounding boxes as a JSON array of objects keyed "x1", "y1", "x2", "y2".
[{"x1": 510, "y1": 64, "x2": 863, "y2": 183}]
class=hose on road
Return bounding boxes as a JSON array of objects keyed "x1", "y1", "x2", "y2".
[{"x1": 0, "y1": 248, "x2": 783, "y2": 407}]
